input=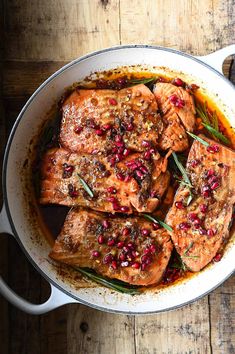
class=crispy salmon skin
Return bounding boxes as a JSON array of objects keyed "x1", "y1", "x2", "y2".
[
  {"x1": 49, "y1": 209, "x2": 173, "y2": 286},
  {"x1": 166, "y1": 136, "x2": 235, "y2": 271},
  {"x1": 60, "y1": 84, "x2": 163, "y2": 154},
  {"x1": 40, "y1": 148, "x2": 170, "y2": 213}
]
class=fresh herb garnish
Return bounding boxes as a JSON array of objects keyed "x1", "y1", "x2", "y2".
[
  {"x1": 142, "y1": 214, "x2": 173, "y2": 232},
  {"x1": 129, "y1": 77, "x2": 157, "y2": 86},
  {"x1": 75, "y1": 267, "x2": 140, "y2": 295},
  {"x1": 77, "y1": 174, "x2": 94, "y2": 198},
  {"x1": 182, "y1": 242, "x2": 199, "y2": 259},
  {"x1": 186, "y1": 131, "x2": 210, "y2": 147},
  {"x1": 172, "y1": 152, "x2": 192, "y2": 188},
  {"x1": 201, "y1": 123, "x2": 230, "y2": 145},
  {"x1": 170, "y1": 250, "x2": 187, "y2": 271},
  {"x1": 196, "y1": 102, "x2": 230, "y2": 145}
]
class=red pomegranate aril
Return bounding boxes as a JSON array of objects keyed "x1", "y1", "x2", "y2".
[
  {"x1": 141, "y1": 263, "x2": 147, "y2": 271},
  {"x1": 200, "y1": 204, "x2": 208, "y2": 213},
  {"x1": 109, "y1": 157, "x2": 116, "y2": 167},
  {"x1": 208, "y1": 176, "x2": 218, "y2": 185},
  {"x1": 150, "y1": 244, "x2": 157, "y2": 253},
  {"x1": 115, "y1": 134, "x2": 122, "y2": 142},
  {"x1": 122, "y1": 246, "x2": 129, "y2": 253},
  {"x1": 142, "y1": 140, "x2": 151, "y2": 148},
  {"x1": 117, "y1": 241, "x2": 125, "y2": 249},
  {"x1": 102, "y1": 123, "x2": 112, "y2": 130},
  {"x1": 150, "y1": 190, "x2": 158, "y2": 198},
  {"x1": 126, "y1": 123, "x2": 134, "y2": 131},
  {"x1": 169, "y1": 94, "x2": 178, "y2": 104},
  {"x1": 107, "y1": 237, "x2": 115, "y2": 246},
  {"x1": 122, "y1": 227, "x2": 131, "y2": 236},
  {"x1": 153, "y1": 222, "x2": 161, "y2": 230},
  {"x1": 119, "y1": 253, "x2": 126, "y2": 261},
  {"x1": 121, "y1": 261, "x2": 129, "y2": 267},
  {"x1": 74, "y1": 126, "x2": 83, "y2": 134},
  {"x1": 175, "y1": 201, "x2": 185, "y2": 209},
  {"x1": 109, "y1": 98, "x2": 118, "y2": 106},
  {"x1": 107, "y1": 186, "x2": 117, "y2": 194},
  {"x1": 207, "y1": 229, "x2": 215, "y2": 237},
  {"x1": 106, "y1": 196, "x2": 117, "y2": 203},
  {"x1": 98, "y1": 235, "x2": 105, "y2": 244},
  {"x1": 179, "y1": 222, "x2": 190, "y2": 230},
  {"x1": 214, "y1": 253, "x2": 222, "y2": 262},
  {"x1": 115, "y1": 153, "x2": 123, "y2": 162},
  {"x1": 132, "y1": 262, "x2": 140, "y2": 269},
  {"x1": 188, "y1": 213, "x2": 197, "y2": 221},
  {"x1": 103, "y1": 253, "x2": 113, "y2": 264},
  {"x1": 135, "y1": 170, "x2": 144, "y2": 179},
  {"x1": 207, "y1": 144, "x2": 220, "y2": 153},
  {"x1": 190, "y1": 159, "x2": 200, "y2": 168},
  {"x1": 127, "y1": 242, "x2": 135, "y2": 250},
  {"x1": 123, "y1": 148, "x2": 130, "y2": 157},
  {"x1": 143, "y1": 150, "x2": 152, "y2": 160},
  {"x1": 144, "y1": 247, "x2": 151, "y2": 255},
  {"x1": 210, "y1": 181, "x2": 220, "y2": 190},
  {"x1": 199, "y1": 227, "x2": 207, "y2": 235},
  {"x1": 174, "y1": 77, "x2": 184, "y2": 86},
  {"x1": 112, "y1": 202, "x2": 120, "y2": 211},
  {"x1": 141, "y1": 255, "x2": 152, "y2": 265},
  {"x1": 102, "y1": 220, "x2": 110, "y2": 229},
  {"x1": 141, "y1": 228, "x2": 150, "y2": 236},
  {"x1": 119, "y1": 206, "x2": 130, "y2": 213},
  {"x1": 206, "y1": 169, "x2": 215, "y2": 178},
  {"x1": 176, "y1": 98, "x2": 185, "y2": 108},
  {"x1": 111, "y1": 260, "x2": 118, "y2": 270},
  {"x1": 193, "y1": 217, "x2": 201, "y2": 226},
  {"x1": 139, "y1": 165, "x2": 148, "y2": 174},
  {"x1": 116, "y1": 172, "x2": 125, "y2": 181},
  {"x1": 68, "y1": 184, "x2": 78, "y2": 198},
  {"x1": 115, "y1": 141, "x2": 124, "y2": 148},
  {"x1": 124, "y1": 174, "x2": 132, "y2": 182},
  {"x1": 91, "y1": 148, "x2": 99, "y2": 155},
  {"x1": 91, "y1": 250, "x2": 100, "y2": 257},
  {"x1": 201, "y1": 185, "x2": 211, "y2": 198},
  {"x1": 95, "y1": 129, "x2": 104, "y2": 136}
]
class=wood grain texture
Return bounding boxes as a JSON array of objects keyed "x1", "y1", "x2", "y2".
[{"x1": 0, "y1": 1, "x2": 235, "y2": 354}]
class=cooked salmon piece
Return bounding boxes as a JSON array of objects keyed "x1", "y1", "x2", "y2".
[
  {"x1": 49, "y1": 209, "x2": 173, "y2": 286},
  {"x1": 40, "y1": 148, "x2": 170, "y2": 214},
  {"x1": 165, "y1": 136, "x2": 235, "y2": 271},
  {"x1": 60, "y1": 84, "x2": 163, "y2": 154},
  {"x1": 153, "y1": 83, "x2": 196, "y2": 151}
]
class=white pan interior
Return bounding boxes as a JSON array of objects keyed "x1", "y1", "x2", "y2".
[{"x1": 4, "y1": 46, "x2": 235, "y2": 313}]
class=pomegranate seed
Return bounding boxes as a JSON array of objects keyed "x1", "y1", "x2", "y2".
[
  {"x1": 135, "y1": 170, "x2": 144, "y2": 179},
  {"x1": 188, "y1": 213, "x2": 197, "y2": 221},
  {"x1": 150, "y1": 244, "x2": 157, "y2": 253},
  {"x1": 126, "y1": 123, "x2": 134, "y2": 131},
  {"x1": 207, "y1": 144, "x2": 220, "y2": 153},
  {"x1": 107, "y1": 186, "x2": 117, "y2": 194},
  {"x1": 141, "y1": 263, "x2": 147, "y2": 271},
  {"x1": 124, "y1": 174, "x2": 132, "y2": 182},
  {"x1": 91, "y1": 148, "x2": 99, "y2": 154},
  {"x1": 109, "y1": 157, "x2": 116, "y2": 166},
  {"x1": 174, "y1": 78, "x2": 184, "y2": 86},
  {"x1": 169, "y1": 94, "x2": 185, "y2": 108},
  {"x1": 207, "y1": 229, "x2": 215, "y2": 237},
  {"x1": 144, "y1": 247, "x2": 151, "y2": 255},
  {"x1": 112, "y1": 202, "x2": 120, "y2": 211},
  {"x1": 139, "y1": 165, "x2": 148, "y2": 174},
  {"x1": 193, "y1": 217, "x2": 201, "y2": 226},
  {"x1": 109, "y1": 98, "x2": 118, "y2": 106},
  {"x1": 123, "y1": 148, "x2": 130, "y2": 157},
  {"x1": 190, "y1": 159, "x2": 200, "y2": 168},
  {"x1": 116, "y1": 172, "x2": 125, "y2": 181},
  {"x1": 169, "y1": 94, "x2": 178, "y2": 104},
  {"x1": 121, "y1": 261, "x2": 129, "y2": 267},
  {"x1": 214, "y1": 253, "x2": 222, "y2": 262},
  {"x1": 199, "y1": 228, "x2": 207, "y2": 235},
  {"x1": 206, "y1": 169, "x2": 215, "y2": 178},
  {"x1": 102, "y1": 123, "x2": 112, "y2": 130},
  {"x1": 106, "y1": 196, "x2": 117, "y2": 203},
  {"x1": 123, "y1": 227, "x2": 131, "y2": 236},
  {"x1": 74, "y1": 126, "x2": 83, "y2": 134},
  {"x1": 119, "y1": 206, "x2": 130, "y2": 213},
  {"x1": 127, "y1": 242, "x2": 135, "y2": 250},
  {"x1": 179, "y1": 222, "x2": 190, "y2": 230},
  {"x1": 62, "y1": 164, "x2": 75, "y2": 178},
  {"x1": 95, "y1": 129, "x2": 104, "y2": 136},
  {"x1": 117, "y1": 241, "x2": 125, "y2": 249},
  {"x1": 153, "y1": 222, "x2": 161, "y2": 230},
  {"x1": 201, "y1": 185, "x2": 211, "y2": 198},
  {"x1": 200, "y1": 204, "x2": 208, "y2": 213},
  {"x1": 132, "y1": 262, "x2": 140, "y2": 269},
  {"x1": 92, "y1": 250, "x2": 100, "y2": 257},
  {"x1": 150, "y1": 190, "x2": 158, "y2": 198},
  {"x1": 141, "y1": 255, "x2": 152, "y2": 265},
  {"x1": 143, "y1": 150, "x2": 152, "y2": 160},
  {"x1": 208, "y1": 176, "x2": 218, "y2": 185},
  {"x1": 97, "y1": 235, "x2": 105, "y2": 244},
  {"x1": 103, "y1": 253, "x2": 113, "y2": 264},
  {"x1": 115, "y1": 134, "x2": 122, "y2": 142},
  {"x1": 210, "y1": 181, "x2": 220, "y2": 190},
  {"x1": 107, "y1": 237, "x2": 115, "y2": 246},
  {"x1": 142, "y1": 140, "x2": 151, "y2": 148},
  {"x1": 68, "y1": 184, "x2": 78, "y2": 198},
  {"x1": 175, "y1": 201, "x2": 185, "y2": 209},
  {"x1": 102, "y1": 220, "x2": 110, "y2": 229},
  {"x1": 176, "y1": 98, "x2": 185, "y2": 108},
  {"x1": 115, "y1": 141, "x2": 124, "y2": 148},
  {"x1": 119, "y1": 253, "x2": 126, "y2": 261},
  {"x1": 111, "y1": 260, "x2": 118, "y2": 269},
  {"x1": 141, "y1": 228, "x2": 150, "y2": 236}
]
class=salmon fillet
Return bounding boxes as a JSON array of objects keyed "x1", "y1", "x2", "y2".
[
  {"x1": 49, "y1": 209, "x2": 173, "y2": 286},
  {"x1": 60, "y1": 84, "x2": 163, "y2": 154},
  {"x1": 40, "y1": 148, "x2": 170, "y2": 214},
  {"x1": 153, "y1": 83, "x2": 196, "y2": 151},
  {"x1": 166, "y1": 136, "x2": 235, "y2": 271}
]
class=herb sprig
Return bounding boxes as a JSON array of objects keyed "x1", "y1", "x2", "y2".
[
  {"x1": 75, "y1": 267, "x2": 140, "y2": 295},
  {"x1": 186, "y1": 131, "x2": 210, "y2": 147},
  {"x1": 77, "y1": 174, "x2": 94, "y2": 198},
  {"x1": 142, "y1": 214, "x2": 173, "y2": 232},
  {"x1": 182, "y1": 242, "x2": 199, "y2": 259},
  {"x1": 129, "y1": 77, "x2": 157, "y2": 86}
]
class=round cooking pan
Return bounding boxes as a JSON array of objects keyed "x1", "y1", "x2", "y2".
[{"x1": 0, "y1": 45, "x2": 235, "y2": 315}]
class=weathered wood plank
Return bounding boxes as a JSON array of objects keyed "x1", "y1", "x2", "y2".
[
  {"x1": 3, "y1": 0, "x2": 120, "y2": 61},
  {"x1": 67, "y1": 304, "x2": 135, "y2": 354},
  {"x1": 120, "y1": 0, "x2": 235, "y2": 55}
]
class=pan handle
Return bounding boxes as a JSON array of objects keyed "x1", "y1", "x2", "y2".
[
  {"x1": 197, "y1": 45, "x2": 235, "y2": 74},
  {"x1": 0, "y1": 204, "x2": 78, "y2": 314}
]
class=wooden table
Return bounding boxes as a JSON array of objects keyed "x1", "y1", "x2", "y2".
[{"x1": 0, "y1": 1, "x2": 234, "y2": 353}]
